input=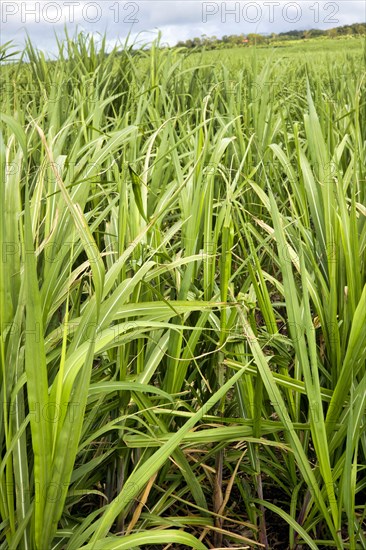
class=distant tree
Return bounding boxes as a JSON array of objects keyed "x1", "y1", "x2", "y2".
[
  {"x1": 311, "y1": 29, "x2": 325, "y2": 37},
  {"x1": 354, "y1": 23, "x2": 366, "y2": 34},
  {"x1": 172, "y1": 22, "x2": 366, "y2": 49},
  {"x1": 247, "y1": 33, "x2": 266, "y2": 44}
]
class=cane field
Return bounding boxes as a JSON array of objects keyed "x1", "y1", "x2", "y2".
[{"x1": 0, "y1": 34, "x2": 365, "y2": 549}]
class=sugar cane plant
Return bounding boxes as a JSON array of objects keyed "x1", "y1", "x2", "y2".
[{"x1": 0, "y1": 32, "x2": 365, "y2": 549}]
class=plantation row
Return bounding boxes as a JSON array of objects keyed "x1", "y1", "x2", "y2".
[{"x1": 0, "y1": 35, "x2": 365, "y2": 549}]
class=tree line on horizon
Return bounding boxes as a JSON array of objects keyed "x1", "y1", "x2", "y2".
[{"x1": 174, "y1": 22, "x2": 366, "y2": 49}]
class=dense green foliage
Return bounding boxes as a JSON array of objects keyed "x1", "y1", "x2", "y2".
[
  {"x1": 0, "y1": 34, "x2": 365, "y2": 549},
  {"x1": 175, "y1": 22, "x2": 366, "y2": 49}
]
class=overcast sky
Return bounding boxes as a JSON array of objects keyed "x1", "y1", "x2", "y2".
[{"x1": 0, "y1": 1, "x2": 365, "y2": 53}]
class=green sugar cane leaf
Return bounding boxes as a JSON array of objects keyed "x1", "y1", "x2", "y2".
[
  {"x1": 34, "y1": 122, "x2": 105, "y2": 307},
  {"x1": 23, "y1": 187, "x2": 52, "y2": 548},
  {"x1": 252, "y1": 499, "x2": 319, "y2": 550},
  {"x1": 88, "y1": 364, "x2": 249, "y2": 542},
  {"x1": 81, "y1": 529, "x2": 207, "y2": 549},
  {"x1": 42, "y1": 322, "x2": 98, "y2": 546},
  {"x1": 129, "y1": 164, "x2": 149, "y2": 222},
  {"x1": 0, "y1": 114, "x2": 27, "y2": 158},
  {"x1": 88, "y1": 381, "x2": 174, "y2": 402},
  {"x1": 326, "y1": 284, "x2": 366, "y2": 430}
]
